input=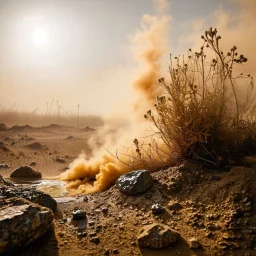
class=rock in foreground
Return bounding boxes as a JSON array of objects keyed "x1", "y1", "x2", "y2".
[
  {"x1": 10, "y1": 165, "x2": 42, "y2": 179},
  {"x1": 0, "y1": 175, "x2": 57, "y2": 211},
  {"x1": 116, "y1": 170, "x2": 153, "y2": 195},
  {"x1": 137, "y1": 223, "x2": 180, "y2": 249},
  {"x1": 0, "y1": 197, "x2": 53, "y2": 254}
]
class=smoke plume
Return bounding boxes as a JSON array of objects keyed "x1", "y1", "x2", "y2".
[{"x1": 57, "y1": 0, "x2": 171, "y2": 194}]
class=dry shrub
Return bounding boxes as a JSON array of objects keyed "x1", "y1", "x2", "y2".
[{"x1": 125, "y1": 28, "x2": 256, "y2": 169}]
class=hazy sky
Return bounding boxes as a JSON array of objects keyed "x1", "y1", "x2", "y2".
[{"x1": 0, "y1": 0, "x2": 248, "y2": 116}]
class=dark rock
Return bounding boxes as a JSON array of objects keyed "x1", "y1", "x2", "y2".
[
  {"x1": 0, "y1": 176, "x2": 57, "y2": 211},
  {"x1": 2, "y1": 146, "x2": 9, "y2": 152},
  {"x1": 56, "y1": 156, "x2": 66, "y2": 163},
  {"x1": 0, "y1": 163, "x2": 9, "y2": 169},
  {"x1": 96, "y1": 224, "x2": 102, "y2": 232},
  {"x1": 116, "y1": 170, "x2": 153, "y2": 195},
  {"x1": 0, "y1": 197, "x2": 53, "y2": 254},
  {"x1": 89, "y1": 232, "x2": 97, "y2": 237},
  {"x1": 0, "y1": 176, "x2": 14, "y2": 187},
  {"x1": 151, "y1": 203, "x2": 165, "y2": 214},
  {"x1": 137, "y1": 223, "x2": 180, "y2": 249},
  {"x1": 72, "y1": 209, "x2": 86, "y2": 220},
  {"x1": 10, "y1": 165, "x2": 42, "y2": 179},
  {"x1": 168, "y1": 201, "x2": 183, "y2": 211},
  {"x1": 102, "y1": 207, "x2": 108, "y2": 213},
  {"x1": 104, "y1": 249, "x2": 110, "y2": 255},
  {"x1": 27, "y1": 142, "x2": 43, "y2": 150},
  {"x1": 29, "y1": 161, "x2": 36, "y2": 166},
  {"x1": 113, "y1": 249, "x2": 119, "y2": 254},
  {"x1": 90, "y1": 237, "x2": 100, "y2": 245}
]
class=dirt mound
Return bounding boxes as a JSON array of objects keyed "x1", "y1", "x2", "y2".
[
  {"x1": 0, "y1": 123, "x2": 8, "y2": 131},
  {"x1": 26, "y1": 142, "x2": 43, "y2": 150},
  {"x1": 83, "y1": 126, "x2": 95, "y2": 132},
  {"x1": 9, "y1": 125, "x2": 34, "y2": 132},
  {"x1": 44, "y1": 124, "x2": 61, "y2": 129}
]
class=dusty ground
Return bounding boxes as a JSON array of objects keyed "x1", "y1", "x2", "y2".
[
  {"x1": 0, "y1": 124, "x2": 96, "y2": 178},
  {"x1": 1, "y1": 124, "x2": 256, "y2": 256}
]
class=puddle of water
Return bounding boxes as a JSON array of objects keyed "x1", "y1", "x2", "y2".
[
  {"x1": 7, "y1": 178, "x2": 68, "y2": 198},
  {"x1": 36, "y1": 180, "x2": 68, "y2": 198}
]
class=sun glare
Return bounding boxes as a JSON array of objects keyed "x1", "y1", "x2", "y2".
[{"x1": 33, "y1": 27, "x2": 48, "y2": 46}]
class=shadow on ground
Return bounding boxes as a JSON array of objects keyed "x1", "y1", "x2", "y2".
[{"x1": 5, "y1": 224, "x2": 59, "y2": 256}]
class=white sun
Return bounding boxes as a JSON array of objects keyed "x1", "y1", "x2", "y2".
[{"x1": 33, "y1": 27, "x2": 48, "y2": 46}]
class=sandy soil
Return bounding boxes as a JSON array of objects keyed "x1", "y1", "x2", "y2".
[
  {"x1": 1, "y1": 124, "x2": 256, "y2": 256},
  {"x1": 0, "y1": 124, "x2": 95, "y2": 178}
]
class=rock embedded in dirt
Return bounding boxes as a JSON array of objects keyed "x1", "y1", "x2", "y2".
[
  {"x1": 0, "y1": 175, "x2": 14, "y2": 187},
  {"x1": 90, "y1": 237, "x2": 100, "y2": 245},
  {"x1": 116, "y1": 170, "x2": 153, "y2": 195},
  {"x1": 27, "y1": 142, "x2": 43, "y2": 150},
  {"x1": 168, "y1": 201, "x2": 183, "y2": 211},
  {"x1": 0, "y1": 176, "x2": 57, "y2": 211},
  {"x1": 2, "y1": 146, "x2": 9, "y2": 152},
  {"x1": 151, "y1": 203, "x2": 165, "y2": 214},
  {"x1": 137, "y1": 223, "x2": 180, "y2": 249},
  {"x1": 72, "y1": 209, "x2": 86, "y2": 220},
  {"x1": 188, "y1": 237, "x2": 201, "y2": 249},
  {"x1": 0, "y1": 197, "x2": 53, "y2": 254},
  {"x1": 0, "y1": 163, "x2": 9, "y2": 169},
  {"x1": 56, "y1": 156, "x2": 66, "y2": 163},
  {"x1": 29, "y1": 161, "x2": 36, "y2": 166},
  {"x1": 10, "y1": 165, "x2": 42, "y2": 179},
  {"x1": 0, "y1": 186, "x2": 57, "y2": 211}
]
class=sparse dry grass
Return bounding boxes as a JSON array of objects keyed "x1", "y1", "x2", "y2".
[
  {"x1": 125, "y1": 27, "x2": 256, "y2": 170},
  {"x1": 0, "y1": 108, "x2": 104, "y2": 128}
]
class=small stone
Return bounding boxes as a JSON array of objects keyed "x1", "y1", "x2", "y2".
[
  {"x1": 29, "y1": 161, "x2": 36, "y2": 166},
  {"x1": 188, "y1": 237, "x2": 201, "y2": 249},
  {"x1": 55, "y1": 156, "x2": 66, "y2": 163},
  {"x1": 58, "y1": 231, "x2": 65, "y2": 238},
  {"x1": 137, "y1": 223, "x2": 180, "y2": 249},
  {"x1": 113, "y1": 249, "x2": 119, "y2": 254},
  {"x1": 0, "y1": 163, "x2": 9, "y2": 169},
  {"x1": 72, "y1": 209, "x2": 86, "y2": 220},
  {"x1": 102, "y1": 207, "x2": 108, "y2": 213},
  {"x1": 168, "y1": 201, "x2": 183, "y2": 211},
  {"x1": 104, "y1": 249, "x2": 110, "y2": 255},
  {"x1": 88, "y1": 221, "x2": 95, "y2": 226},
  {"x1": 89, "y1": 232, "x2": 97, "y2": 237},
  {"x1": 90, "y1": 237, "x2": 100, "y2": 245},
  {"x1": 151, "y1": 204, "x2": 165, "y2": 214},
  {"x1": 96, "y1": 225, "x2": 102, "y2": 232}
]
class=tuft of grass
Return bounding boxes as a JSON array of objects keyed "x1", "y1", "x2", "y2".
[{"x1": 125, "y1": 27, "x2": 256, "y2": 170}]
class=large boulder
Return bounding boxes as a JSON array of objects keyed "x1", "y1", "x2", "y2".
[
  {"x1": 0, "y1": 175, "x2": 57, "y2": 211},
  {"x1": 0, "y1": 197, "x2": 53, "y2": 254},
  {"x1": 10, "y1": 166, "x2": 42, "y2": 179},
  {"x1": 137, "y1": 223, "x2": 180, "y2": 249},
  {"x1": 116, "y1": 170, "x2": 153, "y2": 195}
]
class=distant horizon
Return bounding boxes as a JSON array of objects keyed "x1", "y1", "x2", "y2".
[{"x1": 0, "y1": 0, "x2": 253, "y2": 117}]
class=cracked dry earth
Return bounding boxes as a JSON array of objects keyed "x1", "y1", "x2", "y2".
[{"x1": 6, "y1": 165, "x2": 256, "y2": 256}]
